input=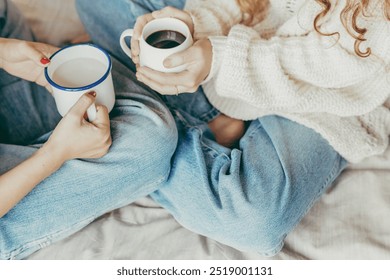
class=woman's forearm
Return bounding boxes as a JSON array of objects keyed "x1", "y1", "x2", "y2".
[{"x1": 0, "y1": 144, "x2": 65, "y2": 218}]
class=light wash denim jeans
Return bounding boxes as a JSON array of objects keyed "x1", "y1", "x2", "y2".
[
  {"x1": 0, "y1": 0, "x2": 177, "y2": 259},
  {"x1": 76, "y1": 0, "x2": 348, "y2": 256}
]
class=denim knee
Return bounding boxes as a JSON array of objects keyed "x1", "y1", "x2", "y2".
[
  {"x1": 211, "y1": 156, "x2": 345, "y2": 256},
  {"x1": 209, "y1": 186, "x2": 290, "y2": 256}
]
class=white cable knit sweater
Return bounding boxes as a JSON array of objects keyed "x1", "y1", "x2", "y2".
[{"x1": 184, "y1": 0, "x2": 390, "y2": 163}]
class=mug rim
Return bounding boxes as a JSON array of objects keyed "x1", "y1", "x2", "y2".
[{"x1": 44, "y1": 43, "x2": 112, "y2": 92}]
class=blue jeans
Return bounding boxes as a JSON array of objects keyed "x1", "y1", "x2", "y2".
[
  {"x1": 76, "y1": 0, "x2": 348, "y2": 256},
  {"x1": 0, "y1": 0, "x2": 177, "y2": 259}
]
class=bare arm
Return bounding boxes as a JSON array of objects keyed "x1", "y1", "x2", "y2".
[{"x1": 0, "y1": 38, "x2": 59, "y2": 92}]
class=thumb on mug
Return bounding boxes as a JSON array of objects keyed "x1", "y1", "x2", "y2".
[
  {"x1": 68, "y1": 91, "x2": 96, "y2": 119},
  {"x1": 92, "y1": 105, "x2": 110, "y2": 127},
  {"x1": 163, "y1": 48, "x2": 194, "y2": 68}
]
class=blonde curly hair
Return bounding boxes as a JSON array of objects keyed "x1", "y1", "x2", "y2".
[{"x1": 236, "y1": 0, "x2": 390, "y2": 57}]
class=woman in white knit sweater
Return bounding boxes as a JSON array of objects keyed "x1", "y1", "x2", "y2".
[{"x1": 77, "y1": 0, "x2": 390, "y2": 256}]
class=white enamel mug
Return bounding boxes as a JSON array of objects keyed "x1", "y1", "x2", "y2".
[
  {"x1": 120, "y1": 18, "x2": 193, "y2": 73},
  {"x1": 45, "y1": 44, "x2": 115, "y2": 121}
]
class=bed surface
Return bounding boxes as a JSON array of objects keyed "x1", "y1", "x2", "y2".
[{"x1": 12, "y1": 0, "x2": 390, "y2": 260}]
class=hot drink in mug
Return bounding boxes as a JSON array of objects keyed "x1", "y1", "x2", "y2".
[
  {"x1": 45, "y1": 44, "x2": 115, "y2": 121},
  {"x1": 145, "y1": 30, "x2": 187, "y2": 49},
  {"x1": 120, "y1": 18, "x2": 193, "y2": 73}
]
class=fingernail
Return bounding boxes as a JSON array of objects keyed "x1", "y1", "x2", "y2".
[
  {"x1": 40, "y1": 57, "x2": 50, "y2": 65},
  {"x1": 88, "y1": 91, "x2": 97, "y2": 97}
]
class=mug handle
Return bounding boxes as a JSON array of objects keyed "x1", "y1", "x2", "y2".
[
  {"x1": 87, "y1": 103, "x2": 97, "y2": 122},
  {"x1": 120, "y1": 29, "x2": 134, "y2": 58}
]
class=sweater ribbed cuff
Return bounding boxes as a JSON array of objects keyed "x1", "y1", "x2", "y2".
[{"x1": 201, "y1": 36, "x2": 227, "y2": 85}]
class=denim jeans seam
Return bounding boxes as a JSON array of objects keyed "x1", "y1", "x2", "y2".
[
  {"x1": 254, "y1": 153, "x2": 343, "y2": 257},
  {"x1": 198, "y1": 107, "x2": 220, "y2": 123},
  {"x1": 201, "y1": 145, "x2": 220, "y2": 159},
  {"x1": 2, "y1": 215, "x2": 95, "y2": 260},
  {"x1": 199, "y1": 138, "x2": 231, "y2": 161},
  {"x1": 173, "y1": 109, "x2": 194, "y2": 129},
  {"x1": 102, "y1": 172, "x2": 170, "y2": 214},
  {"x1": 273, "y1": 154, "x2": 344, "y2": 256},
  {"x1": 173, "y1": 109, "x2": 231, "y2": 160},
  {"x1": 246, "y1": 119, "x2": 263, "y2": 139},
  {"x1": 258, "y1": 238, "x2": 285, "y2": 257},
  {"x1": 300, "y1": 155, "x2": 343, "y2": 218}
]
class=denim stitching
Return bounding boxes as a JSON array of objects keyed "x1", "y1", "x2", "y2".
[
  {"x1": 254, "y1": 156, "x2": 345, "y2": 257},
  {"x1": 270, "y1": 155, "x2": 346, "y2": 257}
]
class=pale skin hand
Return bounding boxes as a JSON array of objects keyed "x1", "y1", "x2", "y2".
[
  {"x1": 0, "y1": 39, "x2": 112, "y2": 218},
  {"x1": 46, "y1": 93, "x2": 112, "y2": 161},
  {"x1": 0, "y1": 38, "x2": 59, "y2": 92},
  {"x1": 131, "y1": 6, "x2": 212, "y2": 95}
]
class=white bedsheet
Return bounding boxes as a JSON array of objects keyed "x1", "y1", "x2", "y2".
[{"x1": 12, "y1": 0, "x2": 390, "y2": 260}]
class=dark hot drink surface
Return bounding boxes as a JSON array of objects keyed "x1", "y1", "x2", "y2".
[{"x1": 146, "y1": 30, "x2": 186, "y2": 49}]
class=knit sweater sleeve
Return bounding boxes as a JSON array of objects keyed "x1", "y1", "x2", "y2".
[
  {"x1": 202, "y1": 3, "x2": 390, "y2": 118},
  {"x1": 184, "y1": 0, "x2": 242, "y2": 39}
]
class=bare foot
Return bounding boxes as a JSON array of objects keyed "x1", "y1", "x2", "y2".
[{"x1": 208, "y1": 114, "x2": 246, "y2": 148}]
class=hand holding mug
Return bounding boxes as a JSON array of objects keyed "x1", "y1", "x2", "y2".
[
  {"x1": 129, "y1": 6, "x2": 194, "y2": 65},
  {"x1": 45, "y1": 44, "x2": 115, "y2": 122},
  {"x1": 44, "y1": 92, "x2": 112, "y2": 161},
  {"x1": 121, "y1": 7, "x2": 194, "y2": 73},
  {"x1": 0, "y1": 38, "x2": 58, "y2": 92},
  {"x1": 136, "y1": 38, "x2": 213, "y2": 95},
  {"x1": 120, "y1": 6, "x2": 212, "y2": 94}
]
